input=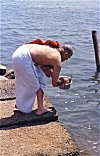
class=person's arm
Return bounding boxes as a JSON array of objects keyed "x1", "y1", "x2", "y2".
[
  {"x1": 51, "y1": 61, "x2": 70, "y2": 87},
  {"x1": 40, "y1": 65, "x2": 53, "y2": 77},
  {"x1": 52, "y1": 70, "x2": 70, "y2": 87},
  {"x1": 51, "y1": 62, "x2": 63, "y2": 87}
]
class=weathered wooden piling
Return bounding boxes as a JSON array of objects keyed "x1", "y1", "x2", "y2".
[{"x1": 92, "y1": 30, "x2": 100, "y2": 73}]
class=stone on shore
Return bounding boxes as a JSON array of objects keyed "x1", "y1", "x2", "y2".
[
  {"x1": 1, "y1": 122, "x2": 79, "y2": 156},
  {"x1": 0, "y1": 76, "x2": 8, "y2": 80},
  {"x1": 4, "y1": 68, "x2": 15, "y2": 79},
  {"x1": 0, "y1": 65, "x2": 6, "y2": 75},
  {"x1": 0, "y1": 98, "x2": 58, "y2": 128},
  {"x1": 0, "y1": 79, "x2": 15, "y2": 100},
  {"x1": 0, "y1": 99, "x2": 79, "y2": 156}
]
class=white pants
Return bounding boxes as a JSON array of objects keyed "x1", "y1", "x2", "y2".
[{"x1": 12, "y1": 45, "x2": 46, "y2": 113}]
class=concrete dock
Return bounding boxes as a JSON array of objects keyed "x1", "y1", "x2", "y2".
[{"x1": 0, "y1": 79, "x2": 80, "y2": 156}]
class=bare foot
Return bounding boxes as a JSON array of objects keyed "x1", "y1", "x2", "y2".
[{"x1": 34, "y1": 108, "x2": 52, "y2": 116}]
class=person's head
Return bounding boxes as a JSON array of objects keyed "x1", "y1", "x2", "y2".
[{"x1": 58, "y1": 45, "x2": 73, "y2": 62}]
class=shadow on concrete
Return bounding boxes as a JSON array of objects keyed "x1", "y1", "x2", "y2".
[{"x1": 0, "y1": 107, "x2": 58, "y2": 130}]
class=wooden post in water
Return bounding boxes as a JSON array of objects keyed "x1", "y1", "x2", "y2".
[{"x1": 92, "y1": 30, "x2": 100, "y2": 73}]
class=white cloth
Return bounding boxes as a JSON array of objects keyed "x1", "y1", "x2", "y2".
[{"x1": 12, "y1": 45, "x2": 46, "y2": 113}]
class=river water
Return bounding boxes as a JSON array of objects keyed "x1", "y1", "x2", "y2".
[{"x1": 0, "y1": 0, "x2": 100, "y2": 155}]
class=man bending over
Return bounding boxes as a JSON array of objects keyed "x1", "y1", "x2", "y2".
[{"x1": 12, "y1": 40, "x2": 73, "y2": 115}]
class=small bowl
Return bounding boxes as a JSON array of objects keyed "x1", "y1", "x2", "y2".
[
  {"x1": 59, "y1": 76, "x2": 72, "y2": 90},
  {"x1": 64, "y1": 79, "x2": 72, "y2": 89}
]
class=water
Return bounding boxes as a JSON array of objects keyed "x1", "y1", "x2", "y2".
[{"x1": 0, "y1": 0, "x2": 100, "y2": 155}]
